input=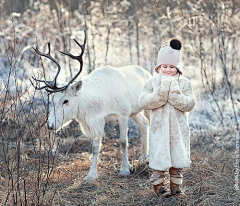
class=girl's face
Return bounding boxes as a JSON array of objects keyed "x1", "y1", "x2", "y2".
[{"x1": 158, "y1": 64, "x2": 178, "y2": 76}]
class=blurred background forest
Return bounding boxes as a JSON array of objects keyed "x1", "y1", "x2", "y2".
[
  {"x1": 0, "y1": 0, "x2": 239, "y2": 205},
  {"x1": 0, "y1": 0, "x2": 239, "y2": 144}
]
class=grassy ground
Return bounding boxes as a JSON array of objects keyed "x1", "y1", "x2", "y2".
[
  {"x1": 21, "y1": 137, "x2": 238, "y2": 206},
  {"x1": 0, "y1": 118, "x2": 239, "y2": 206}
]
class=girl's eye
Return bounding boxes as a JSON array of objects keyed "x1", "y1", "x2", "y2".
[{"x1": 63, "y1": 100, "x2": 69, "y2": 105}]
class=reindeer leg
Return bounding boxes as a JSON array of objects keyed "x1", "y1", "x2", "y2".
[
  {"x1": 132, "y1": 112, "x2": 149, "y2": 159},
  {"x1": 84, "y1": 137, "x2": 102, "y2": 181},
  {"x1": 118, "y1": 116, "x2": 131, "y2": 176}
]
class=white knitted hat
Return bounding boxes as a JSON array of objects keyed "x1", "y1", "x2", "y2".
[{"x1": 154, "y1": 39, "x2": 183, "y2": 74}]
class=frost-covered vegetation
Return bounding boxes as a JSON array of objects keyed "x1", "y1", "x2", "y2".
[{"x1": 0, "y1": 0, "x2": 239, "y2": 205}]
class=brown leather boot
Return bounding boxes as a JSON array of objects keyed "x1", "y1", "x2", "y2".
[
  {"x1": 150, "y1": 170, "x2": 171, "y2": 198},
  {"x1": 169, "y1": 167, "x2": 186, "y2": 198}
]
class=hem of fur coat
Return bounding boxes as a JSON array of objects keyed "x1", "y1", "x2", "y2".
[{"x1": 149, "y1": 164, "x2": 191, "y2": 171}]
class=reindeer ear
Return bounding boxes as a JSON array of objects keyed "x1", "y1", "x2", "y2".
[
  {"x1": 75, "y1": 81, "x2": 82, "y2": 91},
  {"x1": 70, "y1": 81, "x2": 82, "y2": 95}
]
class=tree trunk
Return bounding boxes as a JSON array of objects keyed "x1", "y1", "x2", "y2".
[
  {"x1": 136, "y1": 20, "x2": 140, "y2": 65},
  {"x1": 83, "y1": 1, "x2": 92, "y2": 73},
  {"x1": 128, "y1": 20, "x2": 132, "y2": 64}
]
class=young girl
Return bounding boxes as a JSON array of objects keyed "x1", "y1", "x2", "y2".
[{"x1": 139, "y1": 39, "x2": 196, "y2": 198}]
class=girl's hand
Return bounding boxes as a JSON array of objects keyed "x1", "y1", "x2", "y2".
[
  {"x1": 168, "y1": 80, "x2": 196, "y2": 112},
  {"x1": 169, "y1": 80, "x2": 181, "y2": 94},
  {"x1": 157, "y1": 79, "x2": 171, "y2": 93}
]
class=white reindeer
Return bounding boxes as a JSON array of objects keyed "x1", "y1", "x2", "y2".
[{"x1": 31, "y1": 31, "x2": 151, "y2": 180}]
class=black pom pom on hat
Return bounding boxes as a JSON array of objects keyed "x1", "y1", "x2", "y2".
[{"x1": 170, "y1": 38, "x2": 182, "y2": 50}]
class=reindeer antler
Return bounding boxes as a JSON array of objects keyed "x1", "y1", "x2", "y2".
[{"x1": 31, "y1": 30, "x2": 87, "y2": 93}]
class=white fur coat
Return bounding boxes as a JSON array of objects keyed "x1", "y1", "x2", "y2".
[{"x1": 138, "y1": 73, "x2": 196, "y2": 171}]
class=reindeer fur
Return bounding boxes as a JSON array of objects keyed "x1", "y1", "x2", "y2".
[{"x1": 48, "y1": 65, "x2": 151, "y2": 180}]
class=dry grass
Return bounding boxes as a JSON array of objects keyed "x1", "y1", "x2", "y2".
[
  {"x1": 1, "y1": 137, "x2": 235, "y2": 206},
  {"x1": 0, "y1": 113, "x2": 239, "y2": 205}
]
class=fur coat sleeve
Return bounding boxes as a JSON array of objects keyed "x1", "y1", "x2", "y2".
[
  {"x1": 138, "y1": 79, "x2": 171, "y2": 110},
  {"x1": 168, "y1": 79, "x2": 195, "y2": 112}
]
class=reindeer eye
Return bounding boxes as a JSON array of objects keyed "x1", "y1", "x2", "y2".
[{"x1": 63, "y1": 100, "x2": 69, "y2": 105}]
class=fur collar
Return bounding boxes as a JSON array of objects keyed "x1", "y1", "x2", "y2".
[{"x1": 152, "y1": 72, "x2": 180, "y2": 89}]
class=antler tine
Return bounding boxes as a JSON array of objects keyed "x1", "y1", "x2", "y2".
[
  {"x1": 45, "y1": 86, "x2": 68, "y2": 94},
  {"x1": 32, "y1": 76, "x2": 46, "y2": 83},
  {"x1": 31, "y1": 30, "x2": 86, "y2": 94},
  {"x1": 29, "y1": 78, "x2": 48, "y2": 91},
  {"x1": 60, "y1": 30, "x2": 86, "y2": 60},
  {"x1": 59, "y1": 30, "x2": 87, "y2": 87},
  {"x1": 73, "y1": 30, "x2": 87, "y2": 56},
  {"x1": 33, "y1": 42, "x2": 61, "y2": 89},
  {"x1": 31, "y1": 76, "x2": 54, "y2": 89}
]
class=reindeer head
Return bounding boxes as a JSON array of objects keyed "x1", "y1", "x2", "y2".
[{"x1": 31, "y1": 31, "x2": 86, "y2": 130}]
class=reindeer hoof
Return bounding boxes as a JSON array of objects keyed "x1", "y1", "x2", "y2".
[
  {"x1": 119, "y1": 164, "x2": 132, "y2": 176},
  {"x1": 119, "y1": 169, "x2": 131, "y2": 176},
  {"x1": 84, "y1": 174, "x2": 98, "y2": 181}
]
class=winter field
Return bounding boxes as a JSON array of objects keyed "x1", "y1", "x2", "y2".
[{"x1": 0, "y1": 0, "x2": 239, "y2": 205}]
